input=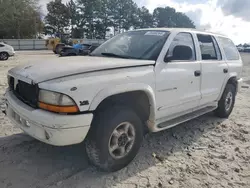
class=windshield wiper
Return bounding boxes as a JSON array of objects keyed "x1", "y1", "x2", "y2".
[{"x1": 101, "y1": 52, "x2": 131, "y2": 59}]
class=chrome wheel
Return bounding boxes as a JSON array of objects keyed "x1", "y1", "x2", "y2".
[
  {"x1": 225, "y1": 91, "x2": 233, "y2": 111},
  {"x1": 108, "y1": 122, "x2": 135, "y2": 159}
]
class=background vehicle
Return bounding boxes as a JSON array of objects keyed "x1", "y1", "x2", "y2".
[
  {"x1": 4, "y1": 28, "x2": 242, "y2": 172},
  {"x1": 244, "y1": 47, "x2": 250, "y2": 52},
  {"x1": 59, "y1": 43, "x2": 100, "y2": 57},
  {"x1": 0, "y1": 42, "x2": 15, "y2": 61},
  {"x1": 237, "y1": 46, "x2": 244, "y2": 52},
  {"x1": 45, "y1": 33, "x2": 73, "y2": 54}
]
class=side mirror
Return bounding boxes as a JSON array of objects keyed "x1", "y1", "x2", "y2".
[
  {"x1": 165, "y1": 45, "x2": 193, "y2": 62},
  {"x1": 164, "y1": 55, "x2": 172, "y2": 62}
]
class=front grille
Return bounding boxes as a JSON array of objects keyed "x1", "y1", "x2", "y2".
[{"x1": 9, "y1": 76, "x2": 38, "y2": 108}]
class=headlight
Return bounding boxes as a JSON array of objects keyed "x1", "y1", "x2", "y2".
[{"x1": 38, "y1": 89, "x2": 79, "y2": 113}]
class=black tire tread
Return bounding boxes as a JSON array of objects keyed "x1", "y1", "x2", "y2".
[
  {"x1": 0, "y1": 52, "x2": 9, "y2": 61},
  {"x1": 85, "y1": 106, "x2": 143, "y2": 171},
  {"x1": 215, "y1": 84, "x2": 236, "y2": 118}
]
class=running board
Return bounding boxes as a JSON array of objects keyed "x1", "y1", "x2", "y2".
[{"x1": 157, "y1": 106, "x2": 217, "y2": 130}]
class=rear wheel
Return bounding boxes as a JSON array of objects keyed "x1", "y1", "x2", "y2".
[
  {"x1": 55, "y1": 44, "x2": 65, "y2": 54},
  {"x1": 214, "y1": 84, "x2": 236, "y2": 118},
  {"x1": 85, "y1": 106, "x2": 143, "y2": 172},
  {"x1": 0, "y1": 52, "x2": 9, "y2": 61}
]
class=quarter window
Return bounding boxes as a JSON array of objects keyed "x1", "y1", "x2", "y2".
[
  {"x1": 166, "y1": 32, "x2": 196, "y2": 61},
  {"x1": 218, "y1": 37, "x2": 240, "y2": 60},
  {"x1": 197, "y1": 34, "x2": 220, "y2": 60}
]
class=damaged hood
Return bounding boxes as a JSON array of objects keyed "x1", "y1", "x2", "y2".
[{"x1": 8, "y1": 56, "x2": 154, "y2": 84}]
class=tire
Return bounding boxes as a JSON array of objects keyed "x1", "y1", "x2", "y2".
[
  {"x1": 85, "y1": 106, "x2": 143, "y2": 172},
  {"x1": 55, "y1": 44, "x2": 65, "y2": 54},
  {"x1": 214, "y1": 84, "x2": 236, "y2": 118},
  {"x1": 0, "y1": 52, "x2": 9, "y2": 61}
]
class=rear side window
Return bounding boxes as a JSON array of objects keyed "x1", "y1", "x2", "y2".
[
  {"x1": 218, "y1": 37, "x2": 240, "y2": 60},
  {"x1": 0, "y1": 44, "x2": 4, "y2": 47},
  {"x1": 197, "y1": 34, "x2": 220, "y2": 60}
]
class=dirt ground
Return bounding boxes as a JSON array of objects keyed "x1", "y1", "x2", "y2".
[{"x1": 0, "y1": 51, "x2": 250, "y2": 188}]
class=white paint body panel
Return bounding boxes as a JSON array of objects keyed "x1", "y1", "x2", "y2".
[
  {"x1": 5, "y1": 90, "x2": 93, "y2": 146},
  {"x1": 155, "y1": 31, "x2": 202, "y2": 120},
  {"x1": 199, "y1": 60, "x2": 228, "y2": 105},
  {"x1": 5, "y1": 28, "x2": 243, "y2": 146},
  {"x1": 8, "y1": 56, "x2": 154, "y2": 84},
  {"x1": 38, "y1": 66, "x2": 156, "y2": 114},
  {"x1": 0, "y1": 42, "x2": 15, "y2": 56}
]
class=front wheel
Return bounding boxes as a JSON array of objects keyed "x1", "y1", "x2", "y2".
[
  {"x1": 214, "y1": 84, "x2": 236, "y2": 118},
  {"x1": 85, "y1": 106, "x2": 143, "y2": 172},
  {"x1": 0, "y1": 52, "x2": 9, "y2": 61}
]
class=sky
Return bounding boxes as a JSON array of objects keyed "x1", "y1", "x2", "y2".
[{"x1": 40, "y1": 0, "x2": 250, "y2": 44}]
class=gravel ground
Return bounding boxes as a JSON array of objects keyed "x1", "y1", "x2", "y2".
[{"x1": 0, "y1": 51, "x2": 250, "y2": 188}]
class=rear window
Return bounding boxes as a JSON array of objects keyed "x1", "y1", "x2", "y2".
[
  {"x1": 218, "y1": 37, "x2": 240, "y2": 60},
  {"x1": 197, "y1": 34, "x2": 221, "y2": 60}
]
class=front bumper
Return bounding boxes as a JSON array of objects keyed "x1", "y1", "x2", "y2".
[
  {"x1": 237, "y1": 78, "x2": 243, "y2": 93},
  {"x1": 8, "y1": 51, "x2": 15, "y2": 56},
  {"x1": 5, "y1": 91, "x2": 93, "y2": 146}
]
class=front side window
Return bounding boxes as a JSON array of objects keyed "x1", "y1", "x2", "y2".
[
  {"x1": 197, "y1": 34, "x2": 219, "y2": 60},
  {"x1": 218, "y1": 37, "x2": 240, "y2": 60},
  {"x1": 166, "y1": 32, "x2": 196, "y2": 61},
  {"x1": 91, "y1": 30, "x2": 170, "y2": 60}
]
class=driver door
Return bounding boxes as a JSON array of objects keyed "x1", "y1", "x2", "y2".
[{"x1": 155, "y1": 32, "x2": 202, "y2": 120}]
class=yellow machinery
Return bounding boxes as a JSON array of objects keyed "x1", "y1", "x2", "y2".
[
  {"x1": 45, "y1": 38, "x2": 61, "y2": 53},
  {"x1": 45, "y1": 37, "x2": 84, "y2": 54}
]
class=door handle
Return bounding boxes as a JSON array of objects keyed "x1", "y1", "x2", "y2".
[
  {"x1": 194, "y1": 70, "x2": 201, "y2": 77},
  {"x1": 223, "y1": 68, "x2": 228, "y2": 73}
]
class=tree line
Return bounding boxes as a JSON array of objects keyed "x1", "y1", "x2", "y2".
[
  {"x1": 0, "y1": 0, "x2": 195, "y2": 39},
  {"x1": 45, "y1": 0, "x2": 195, "y2": 39},
  {"x1": 0, "y1": 0, "x2": 43, "y2": 39}
]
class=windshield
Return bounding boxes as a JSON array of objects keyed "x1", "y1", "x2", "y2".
[{"x1": 91, "y1": 30, "x2": 170, "y2": 60}]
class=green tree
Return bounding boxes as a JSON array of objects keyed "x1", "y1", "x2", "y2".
[
  {"x1": 109, "y1": 0, "x2": 138, "y2": 33},
  {"x1": 133, "y1": 6, "x2": 153, "y2": 29},
  {"x1": 153, "y1": 7, "x2": 195, "y2": 28},
  {"x1": 0, "y1": 0, "x2": 43, "y2": 39},
  {"x1": 95, "y1": 0, "x2": 113, "y2": 39},
  {"x1": 66, "y1": 0, "x2": 82, "y2": 37},
  {"x1": 77, "y1": 0, "x2": 100, "y2": 38},
  {"x1": 76, "y1": 0, "x2": 112, "y2": 39},
  {"x1": 44, "y1": 0, "x2": 196, "y2": 39},
  {"x1": 243, "y1": 43, "x2": 250, "y2": 48},
  {"x1": 45, "y1": 0, "x2": 70, "y2": 33},
  {"x1": 43, "y1": 25, "x2": 56, "y2": 36}
]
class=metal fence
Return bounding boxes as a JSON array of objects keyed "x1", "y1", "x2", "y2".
[
  {"x1": 2, "y1": 39, "x2": 47, "y2": 50},
  {"x1": 1, "y1": 39, "x2": 106, "y2": 50}
]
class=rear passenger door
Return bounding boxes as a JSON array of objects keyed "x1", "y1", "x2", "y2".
[{"x1": 197, "y1": 34, "x2": 228, "y2": 106}]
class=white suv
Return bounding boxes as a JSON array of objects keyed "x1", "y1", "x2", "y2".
[
  {"x1": 4, "y1": 28, "x2": 243, "y2": 171},
  {"x1": 0, "y1": 42, "x2": 15, "y2": 61}
]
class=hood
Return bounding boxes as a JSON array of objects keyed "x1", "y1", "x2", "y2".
[{"x1": 8, "y1": 56, "x2": 154, "y2": 84}]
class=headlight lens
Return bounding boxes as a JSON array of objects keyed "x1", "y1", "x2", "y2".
[
  {"x1": 38, "y1": 89, "x2": 79, "y2": 113},
  {"x1": 39, "y1": 89, "x2": 75, "y2": 106}
]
